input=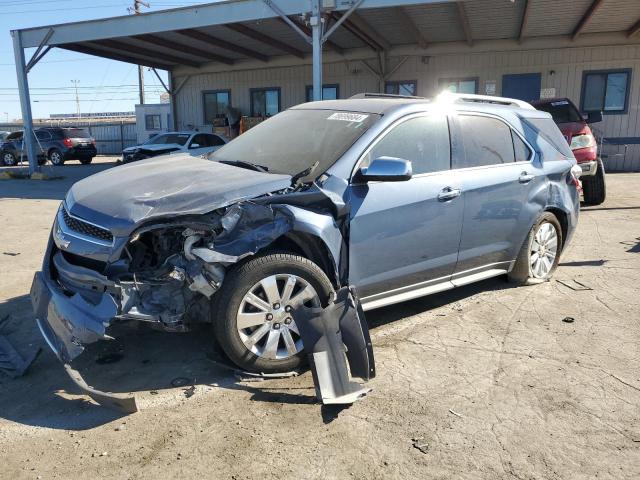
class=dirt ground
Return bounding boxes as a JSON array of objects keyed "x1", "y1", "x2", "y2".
[{"x1": 0, "y1": 160, "x2": 639, "y2": 480}]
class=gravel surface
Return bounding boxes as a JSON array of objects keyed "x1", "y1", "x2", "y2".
[{"x1": 1, "y1": 164, "x2": 638, "y2": 479}]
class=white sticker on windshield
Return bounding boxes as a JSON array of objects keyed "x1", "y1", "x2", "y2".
[
  {"x1": 550, "y1": 100, "x2": 569, "y2": 106},
  {"x1": 328, "y1": 112, "x2": 369, "y2": 122}
]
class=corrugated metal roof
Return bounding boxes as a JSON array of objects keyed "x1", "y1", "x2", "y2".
[
  {"x1": 44, "y1": 0, "x2": 640, "y2": 70},
  {"x1": 464, "y1": 0, "x2": 525, "y2": 40},
  {"x1": 524, "y1": 0, "x2": 595, "y2": 37},
  {"x1": 584, "y1": 0, "x2": 640, "y2": 33}
]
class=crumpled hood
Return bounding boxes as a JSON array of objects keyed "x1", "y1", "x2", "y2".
[
  {"x1": 66, "y1": 154, "x2": 292, "y2": 236},
  {"x1": 123, "y1": 143, "x2": 183, "y2": 153}
]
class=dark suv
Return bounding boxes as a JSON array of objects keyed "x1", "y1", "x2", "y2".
[{"x1": 35, "y1": 127, "x2": 97, "y2": 165}]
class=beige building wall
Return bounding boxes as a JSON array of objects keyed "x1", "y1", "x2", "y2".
[{"x1": 174, "y1": 42, "x2": 640, "y2": 171}]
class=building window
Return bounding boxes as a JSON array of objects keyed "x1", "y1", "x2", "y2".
[
  {"x1": 145, "y1": 114, "x2": 161, "y2": 130},
  {"x1": 581, "y1": 69, "x2": 631, "y2": 114},
  {"x1": 251, "y1": 88, "x2": 281, "y2": 117},
  {"x1": 305, "y1": 84, "x2": 339, "y2": 101},
  {"x1": 203, "y1": 90, "x2": 231, "y2": 124},
  {"x1": 385, "y1": 81, "x2": 417, "y2": 96},
  {"x1": 439, "y1": 77, "x2": 479, "y2": 94}
]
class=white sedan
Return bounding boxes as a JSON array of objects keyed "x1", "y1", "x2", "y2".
[{"x1": 121, "y1": 131, "x2": 227, "y2": 164}]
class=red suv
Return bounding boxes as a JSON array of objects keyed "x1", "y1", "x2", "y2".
[{"x1": 532, "y1": 98, "x2": 606, "y2": 205}]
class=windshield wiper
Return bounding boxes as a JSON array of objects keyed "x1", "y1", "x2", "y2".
[
  {"x1": 218, "y1": 159, "x2": 269, "y2": 173},
  {"x1": 291, "y1": 161, "x2": 320, "y2": 187}
]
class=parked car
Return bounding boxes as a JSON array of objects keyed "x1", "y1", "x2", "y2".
[
  {"x1": 531, "y1": 98, "x2": 605, "y2": 205},
  {"x1": 121, "y1": 131, "x2": 227, "y2": 163},
  {"x1": 1, "y1": 130, "x2": 46, "y2": 166},
  {"x1": 34, "y1": 127, "x2": 98, "y2": 166},
  {"x1": 32, "y1": 93, "x2": 580, "y2": 382}
]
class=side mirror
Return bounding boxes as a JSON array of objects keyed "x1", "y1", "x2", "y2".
[
  {"x1": 585, "y1": 111, "x2": 603, "y2": 124},
  {"x1": 190, "y1": 143, "x2": 201, "y2": 149},
  {"x1": 357, "y1": 156, "x2": 412, "y2": 182}
]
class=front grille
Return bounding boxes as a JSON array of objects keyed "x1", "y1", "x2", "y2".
[{"x1": 62, "y1": 208, "x2": 113, "y2": 243}]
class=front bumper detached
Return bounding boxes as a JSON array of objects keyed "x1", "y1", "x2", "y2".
[{"x1": 31, "y1": 268, "x2": 138, "y2": 413}]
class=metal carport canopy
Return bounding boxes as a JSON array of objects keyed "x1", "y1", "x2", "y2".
[{"x1": 11, "y1": 0, "x2": 454, "y2": 174}]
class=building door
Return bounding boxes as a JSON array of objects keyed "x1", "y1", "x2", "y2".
[{"x1": 502, "y1": 73, "x2": 541, "y2": 102}]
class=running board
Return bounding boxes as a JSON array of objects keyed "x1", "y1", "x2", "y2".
[{"x1": 360, "y1": 268, "x2": 507, "y2": 311}]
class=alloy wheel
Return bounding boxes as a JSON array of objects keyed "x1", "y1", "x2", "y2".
[
  {"x1": 530, "y1": 222, "x2": 558, "y2": 278},
  {"x1": 236, "y1": 274, "x2": 320, "y2": 360}
]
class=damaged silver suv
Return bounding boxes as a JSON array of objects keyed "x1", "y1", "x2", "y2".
[{"x1": 31, "y1": 93, "x2": 580, "y2": 378}]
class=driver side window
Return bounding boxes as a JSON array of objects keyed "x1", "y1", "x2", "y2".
[{"x1": 363, "y1": 114, "x2": 451, "y2": 175}]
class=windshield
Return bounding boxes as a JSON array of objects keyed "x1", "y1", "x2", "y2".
[
  {"x1": 209, "y1": 109, "x2": 379, "y2": 182},
  {"x1": 535, "y1": 100, "x2": 583, "y2": 124},
  {"x1": 144, "y1": 133, "x2": 191, "y2": 146}
]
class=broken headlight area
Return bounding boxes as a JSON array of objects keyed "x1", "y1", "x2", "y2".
[{"x1": 49, "y1": 202, "x2": 296, "y2": 337}]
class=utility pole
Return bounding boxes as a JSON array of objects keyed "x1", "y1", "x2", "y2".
[
  {"x1": 71, "y1": 79, "x2": 81, "y2": 118},
  {"x1": 131, "y1": 0, "x2": 150, "y2": 104}
]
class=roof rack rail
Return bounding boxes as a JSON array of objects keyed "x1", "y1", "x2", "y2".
[
  {"x1": 349, "y1": 92, "x2": 426, "y2": 100},
  {"x1": 437, "y1": 92, "x2": 535, "y2": 110}
]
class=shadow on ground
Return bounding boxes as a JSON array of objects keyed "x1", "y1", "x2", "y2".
[{"x1": 0, "y1": 276, "x2": 514, "y2": 431}]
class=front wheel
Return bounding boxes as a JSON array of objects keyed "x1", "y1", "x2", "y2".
[
  {"x1": 48, "y1": 149, "x2": 64, "y2": 166},
  {"x1": 79, "y1": 156, "x2": 93, "y2": 165},
  {"x1": 213, "y1": 253, "x2": 334, "y2": 373},
  {"x1": 582, "y1": 159, "x2": 606, "y2": 206},
  {"x1": 508, "y1": 212, "x2": 563, "y2": 284}
]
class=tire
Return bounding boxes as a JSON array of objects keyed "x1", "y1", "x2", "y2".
[
  {"x1": 582, "y1": 159, "x2": 606, "y2": 206},
  {"x1": 508, "y1": 212, "x2": 563, "y2": 285},
  {"x1": 213, "y1": 253, "x2": 334, "y2": 373},
  {"x1": 2, "y1": 152, "x2": 17, "y2": 166},
  {"x1": 79, "y1": 156, "x2": 93, "y2": 165},
  {"x1": 48, "y1": 149, "x2": 65, "y2": 166}
]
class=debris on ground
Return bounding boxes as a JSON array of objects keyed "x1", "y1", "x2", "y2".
[
  {"x1": 2, "y1": 252, "x2": 20, "y2": 256},
  {"x1": 183, "y1": 385, "x2": 196, "y2": 398},
  {"x1": 0, "y1": 335, "x2": 41, "y2": 378},
  {"x1": 412, "y1": 437, "x2": 430, "y2": 454},
  {"x1": 448, "y1": 408, "x2": 463, "y2": 417},
  {"x1": 562, "y1": 316, "x2": 576, "y2": 323}
]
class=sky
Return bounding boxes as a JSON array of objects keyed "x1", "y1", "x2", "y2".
[{"x1": 1, "y1": 0, "x2": 214, "y2": 121}]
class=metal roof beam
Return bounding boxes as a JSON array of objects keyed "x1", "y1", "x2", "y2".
[
  {"x1": 278, "y1": 17, "x2": 344, "y2": 55},
  {"x1": 628, "y1": 18, "x2": 640, "y2": 38},
  {"x1": 394, "y1": 7, "x2": 428, "y2": 49},
  {"x1": 572, "y1": 0, "x2": 605, "y2": 41},
  {"x1": 225, "y1": 23, "x2": 305, "y2": 58},
  {"x1": 456, "y1": 1, "x2": 473, "y2": 47},
  {"x1": 96, "y1": 39, "x2": 202, "y2": 67},
  {"x1": 16, "y1": 0, "x2": 456, "y2": 49},
  {"x1": 331, "y1": 12, "x2": 380, "y2": 52},
  {"x1": 134, "y1": 34, "x2": 235, "y2": 64},
  {"x1": 60, "y1": 43, "x2": 174, "y2": 70},
  {"x1": 518, "y1": 0, "x2": 530, "y2": 43},
  {"x1": 176, "y1": 29, "x2": 268, "y2": 62}
]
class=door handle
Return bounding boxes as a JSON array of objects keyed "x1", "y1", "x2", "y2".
[
  {"x1": 437, "y1": 187, "x2": 462, "y2": 201},
  {"x1": 519, "y1": 172, "x2": 535, "y2": 184}
]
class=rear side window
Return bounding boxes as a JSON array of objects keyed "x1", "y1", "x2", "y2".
[
  {"x1": 209, "y1": 134, "x2": 225, "y2": 146},
  {"x1": 456, "y1": 115, "x2": 515, "y2": 168},
  {"x1": 524, "y1": 117, "x2": 573, "y2": 158},
  {"x1": 364, "y1": 114, "x2": 450, "y2": 175},
  {"x1": 512, "y1": 132, "x2": 531, "y2": 161}
]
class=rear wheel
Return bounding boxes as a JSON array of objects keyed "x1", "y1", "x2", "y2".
[
  {"x1": 48, "y1": 149, "x2": 64, "y2": 166},
  {"x1": 582, "y1": 159, "x2": 606, "y2": 205},
  {"x1": 213, "y1": 253, "x2": 334, "y2": 373},
  {"x1": 508, "y1": 212, "x2": 563, "y2": 284},
  {"x1": 2, "y1": 152, "x2": 17, "y2": 166},
  {"x1": 79, "y1": 156, "x2": 93, "y2": 165}
]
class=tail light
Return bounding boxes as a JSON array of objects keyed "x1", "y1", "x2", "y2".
[{"x1": 63, "y1": 138, "x2": 73, "y2": 148}]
